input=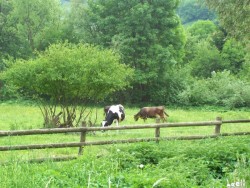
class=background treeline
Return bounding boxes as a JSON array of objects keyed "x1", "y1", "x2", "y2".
[{"x1": 0, "y1": 0, "x2": 249, "y2": 108}]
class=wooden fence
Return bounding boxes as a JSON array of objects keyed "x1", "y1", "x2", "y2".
[{"x1": 0, "y1": 117, "x2": 250, "y2": 156}]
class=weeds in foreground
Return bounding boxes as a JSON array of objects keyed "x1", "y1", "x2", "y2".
[{"x1": 0, "y1": 136, "x2": 249, "y2": 188}]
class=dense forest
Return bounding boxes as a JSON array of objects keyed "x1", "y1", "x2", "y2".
[{"x1": 0, "y1": 0, "x2": 250, "y2": 108}]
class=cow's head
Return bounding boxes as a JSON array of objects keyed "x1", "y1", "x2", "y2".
[
  {"x1": 101, "y1": 120, "x2": 108, "y2": 127},
  {"x1": 134, "y1": 114, "x2": 139, "y2": 121}
]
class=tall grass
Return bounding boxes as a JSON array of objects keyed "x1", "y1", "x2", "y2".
[{"x1": 0, "y1": 137, "x2": 249, "y2": 187}]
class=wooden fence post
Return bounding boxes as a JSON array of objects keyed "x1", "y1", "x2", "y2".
[
  {"x1": 155, "y1": 127, "x2": 160, "y2": 143},
  {"x1": 155, "y1": 118, "x2": 161, "y2": 143},
  {"x1": 78, "y1": 121, "x2": 87, "y2": 156},
  {"x1": 215, "y1": 117, "x2": 222, "y2": 135}
]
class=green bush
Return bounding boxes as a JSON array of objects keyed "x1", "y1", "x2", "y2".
[
  {"x1": 1, "y1": 42, "x2": 134, "y2": 102},
  {"x1": 178, "y1": 71, "x2": 250, "y2": 108},
  {"x1": 1, "y1": 42, "x2": 134, "y2": 127}
]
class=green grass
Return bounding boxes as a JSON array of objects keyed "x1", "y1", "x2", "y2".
[
  {"x1": 0, "y1": 137, "x2": 249, "y2": 187},
  {"x1": 0, "y1": 103, "x2": 249, "y2": 187}
]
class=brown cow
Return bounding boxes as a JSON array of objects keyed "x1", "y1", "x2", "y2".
[{"x1": 134, "y1": 106, "x2": 169, "y2": 122}]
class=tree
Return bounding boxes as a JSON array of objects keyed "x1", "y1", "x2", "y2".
[
  {"x1": 61, "y1": 0, "x2": 88, "y2": 43},
  {"x1": 1, "y1": 42, "x2": 134, "y2": 127},
  {"x1": 221, "y1": 38, "x2": 246, "y2": 74},
  {"x1": 190, "y1": 40, "x2": 228, "y2": 78},
  {"x1": 0, "y1": 0, "x2": 22, "y2": 60},
  {"x1": 204, "y1": 0, "x2": 250, "y2": 40},
  {"x1": 7, "y1": 0, "x2": 64, "y2": 55},
  {"x1": 177, "y1": 0, "x2": 216, "y2": 24},
  {"x1": 187, "y1": 20, "x2": 217, "y2": 40},
  {"x1": 82, "y1": 0, "x2": 185, "y2": 104},
  {"x1": 183, "y1": 20, "x2": 224, "y2": 64},
  {"x1": 203, "y1": 0, "x2": 250, "y2": 83}
]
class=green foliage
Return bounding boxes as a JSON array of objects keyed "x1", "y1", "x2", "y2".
[
  {"x1": 187, "y1": 20, "x2": 217, "y2": 40},
  {"x1": 148, "y1": 65, "x2": 191, "y2": 104},
  {"x1": 178, "y1": 0, "x2": 216, "y2": 25},
  {"x1": 221, "y1": 38, "x2": 246, "y2": 74},
  {"x1": 1, "y1": 0, "x2": 249, "y2": 107},
  {"x1": 211, "y1": 27, "x2": 227, "y2": 51},
  {"x1": 82, "y1": 0, "x2": 185, "y2": 104},
  {"x1": 0, "y1": 0, "x2": 23, "y2": 59},
  {"x1": 1, "y1": 42, "x2": 134, "y2": 127},
  {"x1": 211, "y1": 72, "x2": 250, "y2": 108},
  {"x1": 240, "y1": 44, "x2": 250, "y2": 81},
  {"x1": 190, "y1": 40, "x2": 228, "y2": 78},
  {"x1": 61, "y1": 0, "x2": 88, "y2": 44},
  {"x1": 183, "y1": 20, "x2": 226, "y2": 65},
  {"x1": 1, "y1": 136, "x2": 249, "y2": 187},
  {"x1": 7, "y1": 0, "x2": 63, "y2": 56},
  {"x1": 178, "y1": 71, "x2": 250, "y2": 107},
  {"x1": 0, "y1": 104, "x2": 249, "y2": 186},
  {"x1": 204, "y1": 0, "x2": 250, "y2": 40},
  {"x1": 1, "y1": 42, "x2": 133, "y2": 102}
]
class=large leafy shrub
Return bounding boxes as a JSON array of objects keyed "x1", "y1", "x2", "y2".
[{"x1": 1, "y1": 42, "x2": 134, "y2": 127}]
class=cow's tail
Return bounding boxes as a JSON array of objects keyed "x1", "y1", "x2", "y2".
[{"x1": 164, "y1": 111, "x2": 169, "y2": 117}]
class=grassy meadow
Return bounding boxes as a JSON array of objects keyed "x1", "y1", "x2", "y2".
[{"x1": 0, "y1": 102, "x2": 249, "y2": 187}]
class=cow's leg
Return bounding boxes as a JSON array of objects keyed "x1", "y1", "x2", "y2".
[
  {"x1": 163, "y1": 116, "x2": 167, "y2": 122},
  {"x1": 115, "y1": 119, "x2": 119, "y2": 134},
  {"x1": 156, "y1": 117, "x2": 161, "y2": 123},
  {"x1": 155, "y1": 114, "x2": 161, "y2": 123},
  {"x1": 162, "y1": 114, "x2": 167, "y2": 122},
  {"x1": 159, "y1": 113, "x2": 166, "y2": 122},
  {"x1": 159, "y1": 115, "x2": 164, "y2": 122}
]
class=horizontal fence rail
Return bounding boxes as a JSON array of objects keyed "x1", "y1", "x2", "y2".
[
  {"x1": 0, "y1": 120, "x2": 223, "y2": 136},
  {"x1": 0, "y1": 132, "x2": 250, "y2": 152},
  {"x1": 0, "y1": 117, "x2": 250, "y2": 156}
]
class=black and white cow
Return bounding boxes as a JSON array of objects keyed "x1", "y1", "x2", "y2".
[{"x1": 101, "y1": 104, "x2": 125, "y2": 127}]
